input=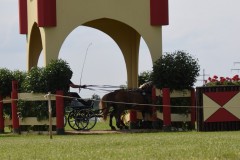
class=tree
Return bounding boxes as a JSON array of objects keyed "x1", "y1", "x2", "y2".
[
  {"x1": 43, "y1": 59, "x2": 73, "y2": 93},
  {"x1": 13, "y1": 70, "x2": 27, "y2": 92},
  {"x1": 151, "y1": 51, "x2": 200, "y2": 90},
  {"x1": 22, "y1": 59, "x2": 73, "y2": 93},
  {"x1": 91, "y1": 94, "x2": 101, "y2": 109},
  {"x1": 0, "y1": 68, "x2": 14, "y2": 97},
  {"x1": 138, "y1": 71, "x2": 152, "y2": 86},
  {"x1": 22, "y1": 67, "x2": 46, "y2": 93}
]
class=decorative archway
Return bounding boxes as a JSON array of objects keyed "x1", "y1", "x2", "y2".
[{"x1": 18, "y1": 0, "x2": 168, "y2": 88}]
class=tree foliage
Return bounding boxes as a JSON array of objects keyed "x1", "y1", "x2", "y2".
[
  {"x1": 0, "y1": 68, "x2": 14, "y2": 97},
  {"x1": 43, "y1": 59, "x2": 72, "y2": 93},
  {"x1": 22, "y1": 67, "x2": 46, "y2": 93},
  {"x1": 151, "y1": 51, "x2": 200, "y2": 90},
  {"x1": 0, "y1": 59, "x2": 72, "y2": 125},
  {"x1": 138, "y1": 71, "x2": 152, "y2": 87},
  {"x1": 22, "y1": 59, "x2": 73, "y2": 93},
  {"x1": 12, "y1": 70, "x2": 27, "y2": 92},
  {"x1": 16, "y1": 59, "x2": 72, "y2": 122}
]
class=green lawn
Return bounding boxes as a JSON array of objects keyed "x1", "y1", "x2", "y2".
[{"x1": 1, "y1": 125, "x2": 240, "y2": 160}]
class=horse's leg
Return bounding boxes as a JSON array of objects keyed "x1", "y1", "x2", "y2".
[
  {"x1": 116, "y1": 110, "x2": 130, "y2": 130},
  {"x1": 112, "y1": 108, "x2": 123, "y2": 130},
  {"x1": 141, "y1": 110, "x2": 152, "y2": 129},
  {"x1": 116, "y1": 114, "x2": 123, "y2": 130},
  {"x1": 141, "y1": 111, "x2": 145, "y2": 129},
  {"x1": 109, "y1": 112, "x2": 116, "y2": 130}
]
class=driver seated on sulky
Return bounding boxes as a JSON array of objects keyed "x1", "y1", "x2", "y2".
[{"x1": 68, "y1": 80, "x2": 92, "y2": 106}]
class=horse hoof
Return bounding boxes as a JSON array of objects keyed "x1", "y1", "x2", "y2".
[
  {"x1": 124, "y1": 126, "x2": 129, "y2": 130},
  {"x1": 111, "y1": 127, "x2": 116, "y2": 130}
]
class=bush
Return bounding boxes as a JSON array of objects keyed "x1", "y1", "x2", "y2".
[
  {"x1": 22, "y1": 67, "x2": 46, "y2": 93},
  {"x1": 21, "y1": 59, "x2": 72, "y2": 93},
  {"x1": 43, "y1": 59, "x2": 72, "y2": 93},
  {"x1": 18, "y1": 59, "x2": 72, "y2": 123},
  {"x1": 0, "y1": 59, "x2": 72, "y2": 131},
  {"x1": 0, "y1": 68, "x2": 14, "y2": 98},
  {"x1": 12, "y1": 70, "x2": 27, "y2": 92},
  {"x1": 17, "y1": 100, "x2": 55, "y2": 121},
  {"x1": 138, "y1": 71, "x2": 152, "y2": 86},
  {"x1": 151, "y1": 51, "x2": 200, "y2": 90}
]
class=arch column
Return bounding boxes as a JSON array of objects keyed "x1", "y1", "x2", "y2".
[
  {"x1": 120, "y1": 32, "x2": 140, "y2": 88},
  {"x1": 27, "y1": 27, "x2": 62, "y2": 70},
  {"x1": 143, "y1": 27, "x2": 163, "y2": 64},
  {"x1": 27, "y1": 24, "x2": 43, "y2": 70},
  {"x1": 41, "y1": 28, "x2": 61, "y2": 66}
]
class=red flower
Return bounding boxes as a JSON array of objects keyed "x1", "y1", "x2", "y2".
[
  {"x1": 205, "y1": 74, "x2": 240, "y2": 86},
  {"x1": 220, "y1": 77, "x2": 226, "y2": 83},
  {"x1": 213, "y1": 75, "x2": 218, "y2": 79},
  {"x1": 232, "y1": 75, "x2": 239, "y2": 81},
  {"x1": 211, "y1": 79, "x2": 217, "y2": 82}
]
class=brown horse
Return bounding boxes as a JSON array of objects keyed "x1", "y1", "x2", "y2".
[{"x1": 100, "y1": 82, "x2": 153, "y2": 130}]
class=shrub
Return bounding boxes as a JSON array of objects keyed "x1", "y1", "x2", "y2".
[
  {"x1": 138, "y1": 71, "x2": 152, "y2": 86},
  {"x1": 22, "y1": 67, "x2": 46, "y2": 93},
  {"x1": 151, "y1": 51, "x2": 200, "y2": 90},
  {"x1": 0, "y1": 68, "x2": 14, "y2": 98},
  {"x1": 43, "y1": 59, "x2": 72, "y2": 93},
  {"x1": 21, "y1": 59, "x2": 72, "y2": 93},
  {"x1": 18, "y1": 59, "x2": 72, "y2": 123},
  {"x1": 12, "y1": 70, "x2": 27, "y2": 92},
  {"x1": 1, "y1": 59, "x2": 72, "y2": 131}
]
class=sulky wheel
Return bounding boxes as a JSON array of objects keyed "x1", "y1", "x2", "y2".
[
  {"x1": 67, "y1": 109, "x2": 89, "y2": 130},
  {"x1": 82, "y1": 109, "x2": 97, "y2": 130}
]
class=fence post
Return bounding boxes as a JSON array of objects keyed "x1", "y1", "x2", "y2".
[
  {"x1": 151, "y1": 86, "x2": 159, "y2": 129},
  {"x1": 0, "y1": 95, "x2": 4, "y2": 133},
  {"x1": 162, "y1": 88, "x2": 171, "y2": 128},
  {"x1": 129, "y1": 110, "x2": 138, "y2": 129},
  {"x1": 191, "y1": 89, "x2": 196, "y2": 129},
  {"x1": 56, "y1": 90, "x2": 64, "y2": 135},
  {"x1": 11, "y1": 80, "x2": 20, "y2": 134},
  {"x1": 47, "y1": 92, "x2": 53, "y2": 139}
]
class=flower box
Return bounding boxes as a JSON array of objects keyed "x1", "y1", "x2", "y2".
[{"x1": 196, "y1": 86, "x2": 240, "y2": 131}]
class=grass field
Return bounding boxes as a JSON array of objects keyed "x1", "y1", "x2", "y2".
[{"x1": 1, "y1": 121, "x2": 240, "y2": 160}]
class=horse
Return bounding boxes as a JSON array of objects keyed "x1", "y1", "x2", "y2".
[{"x1": 99, "y1": 82, "x2": 153, "y2": 130}]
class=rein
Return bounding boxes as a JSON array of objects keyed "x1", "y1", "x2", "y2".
[{"x1": 83, "y1": 85, "x2": 124, "y2": 92}]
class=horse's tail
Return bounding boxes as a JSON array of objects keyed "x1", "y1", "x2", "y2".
[{"x1": 99, "y1": 96, "x2": 109, "y2": 121}]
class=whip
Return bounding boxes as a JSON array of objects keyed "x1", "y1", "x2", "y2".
[{"x1": 79, "y1": 43, "x2": 92, "y2": 92}]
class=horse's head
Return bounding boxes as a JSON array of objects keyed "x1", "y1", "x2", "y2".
[
  {"x1": 99, "y1": 93, "x2": 110, "y2": 120},
  {"x1": 139, "y1": 81, "x2": 153, "y2": 103},
  {"x1": 139, "y1": 81, "x2": 153, "y2": 93}
]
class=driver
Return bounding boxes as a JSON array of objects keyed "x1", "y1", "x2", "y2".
[{"x1": 68, "y1": 80, "x2": 92, "y2": 106}]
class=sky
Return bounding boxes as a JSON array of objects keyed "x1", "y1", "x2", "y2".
[{"x1": 1, "y1": 0, "x2": 240, "y2": 98}]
